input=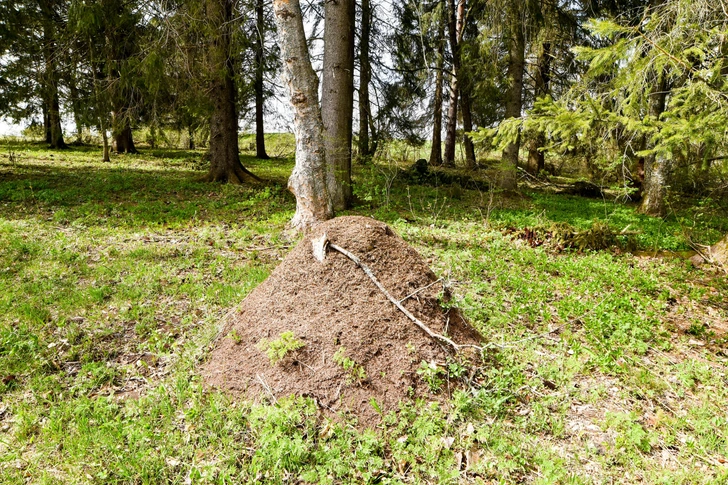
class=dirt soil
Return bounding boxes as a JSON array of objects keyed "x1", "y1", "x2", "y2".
[{"x1": 202, "y1": 216, "x2": 483, "y2": 425}]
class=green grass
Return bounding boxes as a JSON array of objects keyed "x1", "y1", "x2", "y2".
[{"x1": 1, "y1": 138, "x2": 728, "y2": 483}]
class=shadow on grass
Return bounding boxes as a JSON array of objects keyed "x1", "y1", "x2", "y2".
[
  {"x1": 143, "y1": 148, "x2": 203, "y2": 160},
  {"x1": 0, "y1": 157, "x2": 295, "y2": 228}
]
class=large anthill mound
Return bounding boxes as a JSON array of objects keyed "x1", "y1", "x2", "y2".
[
  {"x1": 202, "y1": 216, "x2": 483, "y2": 425},
  {"x1": 690, "y1": 233, "x2": 728, "y2": 268}
]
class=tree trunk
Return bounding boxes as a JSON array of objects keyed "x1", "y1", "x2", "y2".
[
  {"x1": 43, "y1": 104, "x2": 51, "y2": 144},
  {"x1": 88, "y1": 37, "x2": 109, "y2": 162},
  {"x1": 640, "y1": 71, "x2": 670, "y2": 217},
  {"x1": 443, "y1": 81, "x2": 458, "y2": 166},
  {"x1": 98, "y1": 123, "x2": 111, "y2": 162},
  {"x1": 428, "y1": 4, "x2": 445, "y2": 167},
  {"x1": 254, "y1": 0, "x2": 270, "y2": 159},
  {"x1": 114, "y1": 120, "x2": 137, "y2": 154},
  {"x1": 527, "y1": 132, "x2": 546, "y2": 175},
  {"x1": 527, "y1": 41, "x2": 551, "y2": 174},
  {"x1": 188, "y1": 125, "x2": 196, "y2": 150},
  {"x1": 443, "y1": 0, "x2": 464, "y2": 167},
  {"x1": 460, "y1": 88, "x2": 476, "y2": 169},
  {"x1": 149, "y1": 123, "x2": 157, "y2": 149},
  {"x1": 499, "y1": 3, "x2": 525, "y2": 190},
  {"x1": 273, "y1": 0, "x2": 334, "y2": 230},
  {"x1": 358, "y1": 0, "x2": 372, "y2": 163},
  {"x1": 322, "y1": 0, "x2": 355, "y2": 209},
  {"x1": 42, "y1": 12, "x2": 66, "y2": 150},
  {"x1": 641, "y1": 153, "x2": 670, "y2": 216},
  {"x1": 48, "y1": 92, "x2": 66, "y2": 149},
  {"x1": 206, "y1": 0, "x2": 256, "y2": 184},
  {"x1": 68, "y1": 68, "x2": 84, "y2": 144},
  {"x1": 368, "y1": 115, "x2": 379, "y2": 157}
]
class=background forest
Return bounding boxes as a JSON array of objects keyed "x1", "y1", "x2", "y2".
[
  {"x1": 1, "y1": 0, "x2": 727, "y2": 211},
  {"x1": 2, "y1": 0, "x2": 728, "y2": 483}
]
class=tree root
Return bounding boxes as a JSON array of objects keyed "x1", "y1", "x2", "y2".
[
  {"x1": 237, "y1": 163, "x2": 262, "y2": 183},
  {"x1": 204, "y1": 163, "x2": 262, "y2": 184}
]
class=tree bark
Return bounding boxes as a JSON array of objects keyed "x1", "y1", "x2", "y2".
[
  {"x1": 114, "y1": 119, "x2": 137, "y2": 154},
  {"x1": 443, "y1": 0, "x2": 464, "y2": 166},
  {"x1": 68, "y1": 68, "x2": 84, "y2": 144},
  {"x1": 87, "y1": 35, "x2": 110, "y2": 162},
  {"x1": 148, "y1": 122, "x2": 157, "y2": 149},
  {"x1": 254, "y1": 0, "x2": 270, "y2": 159},
  {"x1": 273, "y1": 0, "x2": 334, "y2": 230},
  {"x1": 358, "y1": 0, "x2": 372, "y2": 163},
  {"x1": 48, "y1": 91, "x2": 66, "y2": 149},
  {"x1": 100, "y1": 123, "x2": 111, "y2": 162},
  {"x1": 41, "y1": 5, "x2": 66, "y2": 150},
  {"x1": 205, "y1": 0, "x2": 256, "y2": 183},
  {"x1": 322, "y1": 0, "x2": 355, "y2": 209},
  {"x1": 188, "y1": 125, "x2": 196, "y2": 150},
  {"x1": 428, "y1": 5, "x2": 445, "y2": 167},
  {"x1": 640, "y1": 71, "x2": 670, "y2": 216},
  {"x1": 460, "y1": 87, "x2": 476, "y2": 169},
  {"x1": 368, "y1": 114, "x2": 379, "y2": 157},
  {"x1": 527, "y1": 41, "x2": 551, "y2": 174},
  {"x1": 499, "y1": 3, "x2": 525, "y2": 190},
  {"x1": 43, "y1": 104, "x2": 51, "y2": 144}
]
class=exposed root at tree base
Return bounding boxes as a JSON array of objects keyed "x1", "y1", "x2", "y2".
[{"x1": 203, "y1": 164, "x2": 262, "y2": 184}]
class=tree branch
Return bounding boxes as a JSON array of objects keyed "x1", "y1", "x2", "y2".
[{"x1": 327, "y1": 243, "x2": 465, "y2": 352}]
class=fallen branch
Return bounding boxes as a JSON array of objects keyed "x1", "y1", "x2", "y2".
[
  {"x1": 327, "y1": 243, "x2": 466, "y2": 352},
  {"x1": 256, "y1": 374, "x2": 278, "y2": 404},
  {"x1": 245, "y1": 245, "x2": 292, "y2": 252},
  {"x1": 398, "y1": 277, "x2": 444, "y2": 304},
  {"x1": 517, "y1": 167, "x2": 553, "y2": 187}
]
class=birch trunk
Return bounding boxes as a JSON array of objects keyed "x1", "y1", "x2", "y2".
[{"x1": 273, "y1": 0, "x2": 334, "y2": 230}]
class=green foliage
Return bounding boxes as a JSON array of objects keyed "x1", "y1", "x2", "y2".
[
  {"x1": 417, "y1": 360, "x2": 445, "y2": 392},
  {"x1": 256, "y1": 331, "x2": 305, "y2": 365},
  {"x1": 512, "y1": 0, "x2": 728, "y2": 184},
  {"x1": 605, "y1": 411, "x2": 654, "y2": 456},
  {"x1": 333, "y1": 347, "x2": 367, "y2": 384},
  {"x1": 227, "y1": 329, "x2": 242, "y2": 344}
]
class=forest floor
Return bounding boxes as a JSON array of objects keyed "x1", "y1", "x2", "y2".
[{"x1": 1, "y1": 137, "x2": 728, "y2": 484}]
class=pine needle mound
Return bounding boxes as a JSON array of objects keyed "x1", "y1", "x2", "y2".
[{"x1": 202, "y1": 216, "x2": 483, "y2": 425}]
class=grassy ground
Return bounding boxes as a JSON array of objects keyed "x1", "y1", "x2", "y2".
[{"x1": 1, "y1": 139, "x2": 727, "y2": 484}]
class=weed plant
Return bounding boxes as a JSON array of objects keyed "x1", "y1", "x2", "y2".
[
  {"x1": 257, "y1": 332, "x2": 305, "y2": 364},
  {"x1": 1, "y1": 139, "x2": 727, "y2": 483}
]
